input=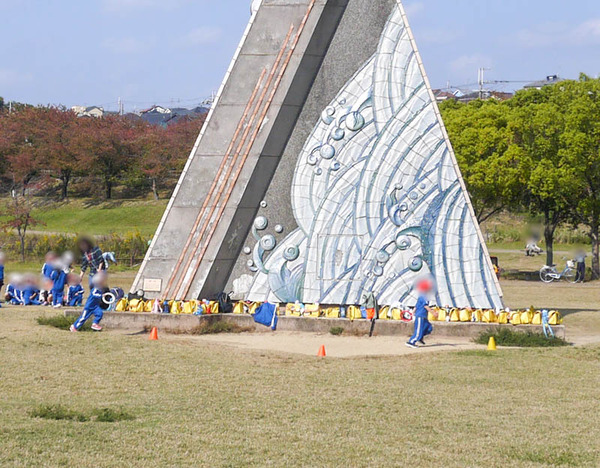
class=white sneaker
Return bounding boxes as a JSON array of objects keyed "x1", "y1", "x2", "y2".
[
  {"x1": 53, "y1": 304, "x2": 62, "y2": 309},
  {"x1": 91, "y1": 323, "x2": 103, "y2": 332},
  {"x1": 69, "y1": 325, "x2": 78, "y2": 333}
]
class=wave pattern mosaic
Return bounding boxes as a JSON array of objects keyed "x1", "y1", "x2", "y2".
[{"x1": 247, "y1": 4, "x2": 503, "y2": 309}]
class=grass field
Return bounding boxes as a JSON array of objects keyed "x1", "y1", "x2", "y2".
[
  {"x1": 1, "y1": 278, "x2": 599, "y2": 467},
  {"x1": 28, "y1": 199, "x2": 167, "y2": 236}
]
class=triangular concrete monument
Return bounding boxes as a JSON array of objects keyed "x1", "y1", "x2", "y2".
[{"x1": 133, "y1": 0, "x2": 504, "y2": 309}]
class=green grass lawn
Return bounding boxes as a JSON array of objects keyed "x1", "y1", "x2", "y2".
[
  {"x1": 29, "y1": 199, "x2": 167, "y2": 236},
  {"x1": 0, "y1": 307, "x2": 598, "y2": 467}
]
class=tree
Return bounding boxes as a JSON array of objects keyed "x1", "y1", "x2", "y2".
[
  {"x1": 441, "y1": 99, "x2": 521, "y2": 223},
  {"x1": 556, "y1": 75, "x2": 600, "y2": 278},
  {"x1": 36, "y1": 107, "x2": 82, "y2": 199},
  {"x1": 0, "y1": 188, "x2": 42, "y2": 261},
  {"x1": 135, "y1": 124, "x2": 172, "y2": 200},
  {"x1": 77, "y1": 115, "x2": 138, "y2": 199},
  {"x1": 507, "y1": 89, "x2": 573, "y2": 267}
]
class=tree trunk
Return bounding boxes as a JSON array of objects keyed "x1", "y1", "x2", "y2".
[
  {"x1": 105, "y1": 179, "x2": 112, "y2": 199},
  {"x1": 18, "y1": 229, "x2": 25, "y2": 262},
  {"x1": 543, "y1": 211, "x2": 556, "y2": 267},
  {"x1": 151, "y1": 178, "x2": 159, "y2": 201},
  {"x1": 590, "y1": 227, "x2": 600, "y2": 280}
]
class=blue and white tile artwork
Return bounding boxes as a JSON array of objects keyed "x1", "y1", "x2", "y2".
[{"x1": 246, "y1": 3, "x2": 503, "y2": 308}]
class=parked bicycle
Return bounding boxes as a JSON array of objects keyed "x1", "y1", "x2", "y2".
[{"x1": 539, "y1": 258, "x2": 577, "y2": 283}]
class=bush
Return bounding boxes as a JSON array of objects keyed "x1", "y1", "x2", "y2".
[
  {"x1": 153, "y1": 321, "x2": 252, "y2": 336},
  {"x1": 28, "y1": 405, "x2": 89, "y2": 422},
  {"x1": 93, "y1": 408, "x2": 135, "y2": 422},
  {"x1": 474, "y1": 328, "x2": 569, "y2": 348},
  {"x1": 329, "y1": 326, "x2": 344, "y2": 336},
  {"x1": 36, "y1": 315, "x2": 92, "y2": 331},
  {"x1": 29, "y1": 405, "x2": 134, "y2": 423}
]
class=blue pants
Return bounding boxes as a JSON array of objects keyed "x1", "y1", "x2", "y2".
[
  {"x1": 52, "y1": 290, "x2": 64, "y2": 306},
  {"x1": 68, "y1": 296, "x2": 83, "y2": 306},
  {"x1": 73, "y1": 306, "x2": 103, "y2": 330},
  {"x1": 409, "y1": 316, "x2": 433, "y2": 344}
]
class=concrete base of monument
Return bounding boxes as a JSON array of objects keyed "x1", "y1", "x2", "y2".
[{"x1": 63, "y1": 310, "x2": 565, "y2": 339}]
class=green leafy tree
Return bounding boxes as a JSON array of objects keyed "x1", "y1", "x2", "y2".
[{"x1": 441, "y1": 99, "x2": 521, "y2": 223}]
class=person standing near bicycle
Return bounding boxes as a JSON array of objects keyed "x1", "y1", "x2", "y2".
[{"x1": 575, "y1": 249, "x2": 587, "y2": 283}]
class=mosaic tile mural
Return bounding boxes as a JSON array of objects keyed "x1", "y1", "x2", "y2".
[{"x1": 246, "y1": 3, "x2": 503, "y2": 308}]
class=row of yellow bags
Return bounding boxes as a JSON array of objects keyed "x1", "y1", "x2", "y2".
[
  {"x1": 428, "y1": 307, "x2": 562, "y2": 325},
  {"x1": 115, "y1": 298, "x2": 220, "y2": 315},
  {"x1": 115, "y1": 298, "x2": 562, "y2": 326}
]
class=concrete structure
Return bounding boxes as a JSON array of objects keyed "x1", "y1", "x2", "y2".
[
  {"x1": 64, "y1": 310, "x2": 565, "y2": 339},
  {"x1": 134, "y1": 0, "x2": 503, "y2": 309}
]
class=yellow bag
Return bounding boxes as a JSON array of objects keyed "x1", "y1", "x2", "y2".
[
  {"x1": 248, "y1": 302, "x2": 260, "y2": 315},
  {"x1": 497, "y1": 312, "x2": 508, "y2": 324},
  {"x1": 128, "y1": 299, "x2": 145, "y2": 313},
  {"x1": 471, "y1": 310, "x2": 483, "y2": 322},
  {"x1": 450, "y1": 308, "x2": 460, "y2": 322},
  {"x1": 233, "y1": 302, "x2": 246, "y2": 314},
  {"x1": 436, "y1": 308, "x2": 447, "y2": 322},
  {"x1": 144, "y1": 300, "x2": 154, "y2": 313},
  {"x1": 347, "y1": 305, "x2": 362, "y2": 320},
  {"x1": 115, "y1": 298, "x2": 128, "y2": 312},
  {"x1": 482, "y1": 310, "x2": 496, "y2": 323},
  {"x1": 549, "y1": 310, "x2": 562, "y2": 325},
  {"x1": 378, "y1": 306, "x2": 390, "y2": 320},
  {"x1": 391, "y1": 308, "x2": 402, "y2": 321},
  {"x1": 182, "y1": 301, "x2": 198, "y2": 314},
  {"x1": 520, "y1": 310, "x2": 533, "y2": 325},
  {"x1": 285, "y1": 302, "x2": 302, "y2": 316},
  {"x1": 169, "y1": 300, "x2": 183, "y2": 315},
  {"x1": 459, "y1": 309, "x2": 472, "y2": 322},
  {"x1": 532, "y1": 312, "x2": 542, "y2": 325},
  {"x1": 325, "y1": 307, "x2": 340, "y2": 318},
  {"x1": 305, "y1": 303, "x2": 320, "y2": 317},
  {"x1": 428, "y1": 310, "x2": 438, "y2": 322},
  {"x1": 509, "y1": 312, "x2": 521, "y2": 325}
]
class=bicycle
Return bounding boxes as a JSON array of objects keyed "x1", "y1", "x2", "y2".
[{"x1": 539, "y1": 258, "x2": 577, "y2": 283}]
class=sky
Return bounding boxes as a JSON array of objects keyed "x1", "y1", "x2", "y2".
[{"x1": 1, "y1": 0, "x2": 599, "y2": 112}]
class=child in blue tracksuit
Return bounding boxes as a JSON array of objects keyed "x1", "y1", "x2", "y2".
[
  {"x1": 22, "y1": 275, "x2": 41, "y2": 305},
  {"x1": 41, "y1": 252, "x2": 57, "y2": 279},
  {"x1": 0, "y1": 252, "x2": 5, "y2": 305},
  {"x1": 70, "y1": 273, "x2": 109, "y2": 332},
  {"x1": 66, "y1": 274, "x2": 84, "y2": 306},
  {"x1": 406, "y1": 279, "x2": 435, "y2": 348},
  {"x1": 50, "y1": 264, "x2": 67, "y2": 308}
]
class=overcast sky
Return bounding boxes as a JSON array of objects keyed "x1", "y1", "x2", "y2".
[{"x1": 1, "y1": 0, "x2": 599, "y2": 112}]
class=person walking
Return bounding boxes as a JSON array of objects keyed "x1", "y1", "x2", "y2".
[
  {"x1": 575, "y1": 250, "x2": 587, "y2": 283},
  {"x1": 78, "y1": 237, "x2": 107, "y2": 289}
]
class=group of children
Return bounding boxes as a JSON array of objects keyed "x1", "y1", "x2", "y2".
[{"x1": 2, "y1": 252, "x2": 84, "y2": 308}]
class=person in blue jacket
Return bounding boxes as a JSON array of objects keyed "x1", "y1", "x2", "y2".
[
  {"x1": 0, "y1": 251, "x2": 5, "y2": 297},
  {"x1": 406, "y1": 278, "x2": 437, "y2": 349},
  {"x1": 50, "y1": 262, "x2": 68, "y2": 308},
  {"x1": 22, "y1": 274, "x2": 41, "y2": 305},
  {"x1": 66, "y1": 274, "x2": 84, "y2": 307},
  {"x1": 41, "y1": 252, "x2": 57, "y2": 279},
  {"x1": 70, "y1": 272, "x2": 110, "y2": 332},
  {"x1": 5, "y1": 274, "x2": 24, "y2": 305}
]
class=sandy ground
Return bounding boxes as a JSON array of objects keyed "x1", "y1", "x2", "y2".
[{"x1": 160, "y1": 331, "x2": 482, "y2": 358}]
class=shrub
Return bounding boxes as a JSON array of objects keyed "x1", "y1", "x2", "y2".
[
  {"x1": 474, "y1": 328, "x2": 569, "y2": 348},
  {"x1": 93, "y1": 408, "x2": 135, "y2": 423},
  {"x1": 28, "y1": 405, "x2": 89, "y2": 422},
  {"x1": 36, "y1": 315, "x2": 92, "y2": 331},
  {"x1": 329, "y1": 326, "x2": 344, "y2": 336}
]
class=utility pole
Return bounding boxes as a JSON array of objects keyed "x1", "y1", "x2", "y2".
[
  {"x1": 478, "y1": 67, "x2": 491, "y2": 100},
  {"x1": 118, "y1": 97, "x2": 124, "y2": 115}
]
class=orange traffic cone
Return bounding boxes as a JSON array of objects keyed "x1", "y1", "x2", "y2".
[
  {"x1": 317, "y1": 345, "x2": 326, "y2": 357},
  {"x1": 149, "y1": 327, "x2": 158, "y2": 341}
]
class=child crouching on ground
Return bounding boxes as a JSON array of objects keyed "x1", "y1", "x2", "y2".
[
  {"x1": 22, "y1": 274, "x2": 41, "y2": 306},
  {"x1": 70, "y1": 272, "x2": 110, "y2": 332},
  {"x1": 66, "y1": 274, "x2": 84, "y2": 307},
  {"x1": 5, "y1": 274, "x2": 24, "y2": 305}
]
